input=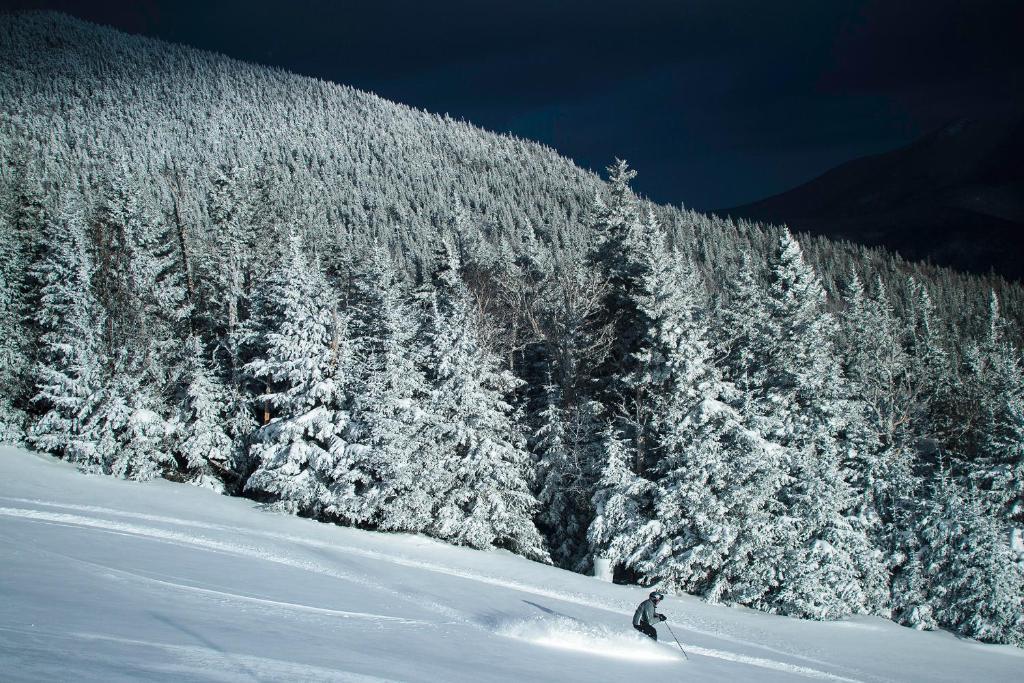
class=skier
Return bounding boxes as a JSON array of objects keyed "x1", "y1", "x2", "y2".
[{"x1": 633, "y1": 590, "x2": 667, "y2": 641}]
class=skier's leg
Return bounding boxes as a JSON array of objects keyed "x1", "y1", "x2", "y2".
[{"x1": 635, "y1": 622, "x2": 658, "y2": 640}]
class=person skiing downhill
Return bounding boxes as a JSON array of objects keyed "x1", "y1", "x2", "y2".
[{"x1": 633, "y1": 591, "x2": 667, "y2": 640}]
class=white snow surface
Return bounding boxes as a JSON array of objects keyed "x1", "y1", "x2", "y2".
[{"x1": 1, "y1": 447, "x2": 1020, "y2": 682}]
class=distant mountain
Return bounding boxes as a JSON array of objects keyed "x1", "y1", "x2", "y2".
[{"x1": 723, "y1": 116, "x2": 1024, "y2": 280}]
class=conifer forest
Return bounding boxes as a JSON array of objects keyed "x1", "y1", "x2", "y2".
[{"x1": 1, "y1": 13, "x2": 1022, "y2": 647}]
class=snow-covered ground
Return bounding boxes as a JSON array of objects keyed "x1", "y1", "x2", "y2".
[{"x1": 1, "y1": 447, "x2": 1020, "y2": 682}]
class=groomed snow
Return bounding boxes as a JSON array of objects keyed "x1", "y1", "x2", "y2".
[{"x1": 0, "y1": 446, "x2": 1020, "y2": 682}]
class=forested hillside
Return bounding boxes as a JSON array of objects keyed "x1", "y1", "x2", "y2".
[{"x1": 1, "y1": 12, "x2": 1021, "y2": 646}]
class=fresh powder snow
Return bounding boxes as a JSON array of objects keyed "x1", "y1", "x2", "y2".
[{"x1": 1, "y1": 446, "x2": 1019, "y2": 682}]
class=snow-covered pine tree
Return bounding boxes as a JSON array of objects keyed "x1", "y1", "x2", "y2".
[
  {"x1": 748, "y1": 231, "x2": 879, "y2": 619},
  {"x1": 173, "y1": 335, "x2": 236, "y2": 491},
  {"x1": 841, "y1": 274, "x2": 919, "y2": 506},
  {"x1": 85, "y1": 168, "x2": 184, "y2": 480},
  {"x1": 720, "y1": 251, "x2": 771, "y2": 399},
  {"x1": 0, "y1": 189, "x2": 30, "y2": 442},
  {"x1": 840, "y1": 273, "x2": 919, "y2": 612},
  {"x1": 533, "y1": 251, "x2": 611, "y2": 561},
  {"x1": 419, "y1": 243, "x2": 547, "y2": 561},
  {"x1": 343, "y1": 243, "x2": 432, "y2": 530},
  {"x1": 890, "y1": 511, "x2": 938, "y2": 631},
  {"x1": 29, "y1": 199, "x2": 108, "y2": 469},
  {"x1": 127, "y1": 187, "x2": 191, "y2": 389},
  {"x1": 587, "y1": 422, "x2": 657, "y2": 576},
  {"x1": 91, "y1": 166, "x2": 153, "y2": 362},
  {"x1": 904, "y1": 277, "x2": 953, "y2": 450},
  {"x1": 534, "y1": 378, "x2": 589, "y2": 568},
  {"x1": 630, "y1": 240, "x2": 789, "y2": 605},
  {"x1": 102, "y1": 369, "x2": 173, "y2": 481},
  {"x1": 243, "y1": 230, "x2": 355, "y2": 517},
  {"x1": 962, "y1": 294, "x2": 1024, "y2": 532},
  {"x1": 587, "y1": 162, "x2": 660, "y2": 473},
  {"x1": 615, "y1": 208, "x2": 673, "y2": 475},
  {"x1": 201, "y1": 164, "x2": 249, "y2": 339},
  {"x1": 919, "y1": 467, "x2": 1024, "y2": 646},
  {"x1": 223, "y1": 383, "x2": 259, "y2": 482},
  {"x1": 588, "y1": 159, "x2": 643, "y2": 331}
]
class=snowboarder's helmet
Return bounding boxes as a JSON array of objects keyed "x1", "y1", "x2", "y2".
[{"x1": 650, "y1": 591, "x2": 664, "y2": 601}]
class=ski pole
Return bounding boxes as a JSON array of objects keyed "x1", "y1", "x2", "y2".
[{"x1": 664, "y1": 622, "x2": 689, "y2": 660}]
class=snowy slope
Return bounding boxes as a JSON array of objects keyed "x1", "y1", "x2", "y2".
[{"x1": 1, "y1": 447, "x2": 1020, "y2": 683}]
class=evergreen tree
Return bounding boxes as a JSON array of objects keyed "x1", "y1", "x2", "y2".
[
  {"x1": 963, "y1": 294, "x2": 1024, "y2": 530},
  {"x1": 640, "y1": 396, "x2": 789, "y2": 605},
  {"x1": 741, "y1": 232, "x2": 879, "y2": 619},
  {"x1": 840, "y1": 273, "x2": 919, "y2": 612},
  {"x1": 202, "y1": 164, "x2": 249, "y2": 338},
  {"x1": 587, "y1": 163, "x2": 661, "y2": 472},
  {"x1": 627, "y1": 241, "x2": 792, "y2": 603},
  {"x1": 173, "y1": 335, "x2": 236, "y2": 491},
  {"x1": 919, "y1": 469, "x2": 1024, "y2": 645},
  {"x1": 420, "y1": 245, "x2": 547, "y2": 560},
  {"x1": 0, "y1": 201, "x2": 29, "y2": 442},
  {"x1": 720, "y1": 251, "x2": 771, "y2": 397},
  {"x1": 344, "y1": 243, "x2": 431, "y2": 530},
  {"x1": 904, "y1": 277, "x2": 953, "y2": 449},
  {"x1": 243, "y1": 231, "x2": 354, "y2": 517},
  {"x1": 129, "y1": 191, "x2": 191, "y2": 388},
  {"x1": 587, "y1": 423, "x2": 657, "y2": 574},
  {"x1": 841, "y1": 274, "x2": 918, "y2": 515},
  {"x1": 28, "y1": 199, "x2": 108, "y2": 470},
  {"x1": 91, "y1": 167, "x2": 153, "y2": 362},
  {"x1": 103, "y1": 370, "x2": 173, "y2": 481},
  {"x1": 890, "y1": 510, "x2": 938, "y2": 631},
  {"x1": 534, "y1": 379, "x2": 588, "y2": 567}
]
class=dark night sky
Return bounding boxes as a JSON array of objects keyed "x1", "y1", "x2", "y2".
[{"x1": 5, "y1": 0, "x2": 1024, "y2": 209}]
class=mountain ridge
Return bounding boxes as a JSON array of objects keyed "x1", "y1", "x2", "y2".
[{"x1": 722, "y1": 115, "x2": 1024, "y2": 280}]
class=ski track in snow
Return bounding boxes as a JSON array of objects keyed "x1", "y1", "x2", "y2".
[
  {"x1": 0, "y1": 501, "x2": 872, "y2": 683},
  {"x1": 0, "y1": 506, "x2": 466, "y2": 624},
  {"x1": 21, "y1": 547, "x2": 429, "y2": 626},
  {"x1": 672, "y1": 644, "x2": 862, "y2": 682},
  {"x1": 0, "y1": 626, "x2": 398, "y2": 683},
  {"x1": 113, "y1": 571, "x2": 429, "y2": 625}
]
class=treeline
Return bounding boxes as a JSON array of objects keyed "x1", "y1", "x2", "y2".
[{"x1": 0, "y1": 12, "x2": 1021, "y2": 646}]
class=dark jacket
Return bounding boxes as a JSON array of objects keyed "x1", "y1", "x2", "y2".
[{"x1": 632, "y1": 598, "x2": 662, "y2": 626}]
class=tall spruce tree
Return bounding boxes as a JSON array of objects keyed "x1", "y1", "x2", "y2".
[
  {"x1": 173, "y1": 335, "x2": 236, "y2": 491},
  {"x1": 904, "y1": 277, "x2": 953, "y2": 450},
  {"x1": 0, "y1": 199, "x2": 29, "y2": 442},
  {"x1": 344, "y1": 243, "x2": 432, "y2": 530},
  {"x1": 419, "y1": 244, "x2": 547, "y2": 560},
  {"x1": 840, "y1": 273, "x2": 919, "y2": 612},
  {"x1": 587, "y1": 422, "x2": 657, "y2": 574},
  {"x1": 918, "y1": 468, "x2": 1024, "y2": 645},
  {"x1": 243, "y1": 231, "x2": 355, "y2": 517},
  {"x1": 534, "y1": 378, "x2": 590, "y2": 568},
  {"x1": 744, "y1": 232, "x2": 879, "y2": 619},
  {"x1": 631, "y1": 241, "x2": 789, "y2": 604},
  {"x1": 963, "y1": 294, "x2": 1024, "y2": 531},
  {"x1": 29, "y1": 199, "x2": 108, "y2": 470},
  {"x1": 588, "y1": 162, "x2": 660, "y2": 473}
]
